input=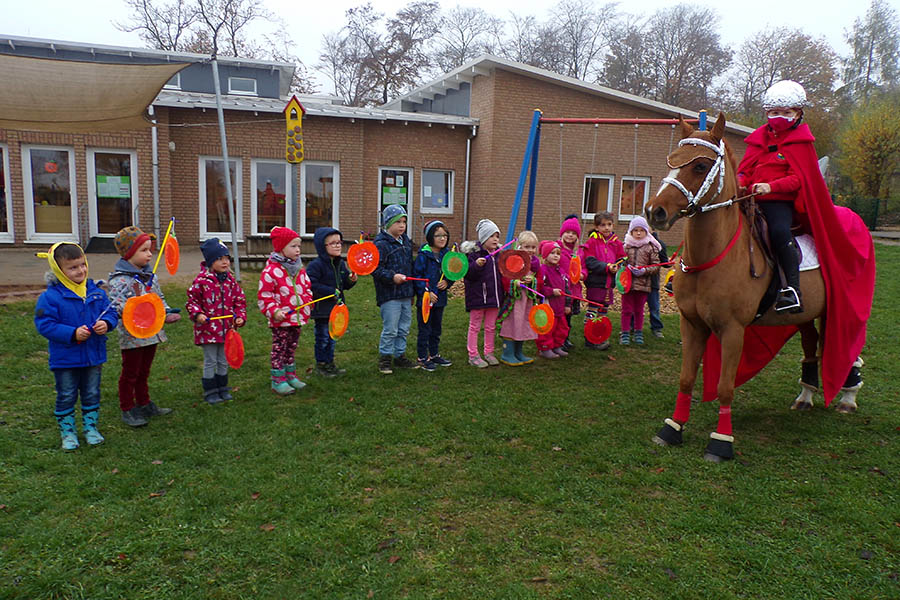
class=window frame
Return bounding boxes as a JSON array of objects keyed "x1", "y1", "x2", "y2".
[
  {"x1": 86, "y1": 148, "x2": 138, "y2": 238},
  {"x1": 250, "y1": 159, "x2": 293, "y2": 236},
  {"x1": 22, "y1": 145, "x2": 79, "y2": 244},
  {"x1": 163, "y1": 72, "x2": 181, "y2": 90},
  {"x1": 618, "y1": 175, "x2": 651, "y2": 222},
  {"x1": 227, "y1": 76, "x2": 257, "y2": 96},
  {"x1": 300, "y1": 161, "x2": 340, "y2": 238},
  {"x1": 377, "y1": 166, "x2": 414, "y2": 230},
  {"x1": 198, "y1": 156, "x2": 243, "y2": 242},
  {"x1": 0, "y1": 143, "x2": 12, "y2": 243},
  {"x1": 582, "y1": 173, "x2": 615, "y2": 221},
  {"x1": 419, "y1": 168, "x2": 454, "y2": 215}
]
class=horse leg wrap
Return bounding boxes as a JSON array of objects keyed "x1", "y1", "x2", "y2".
[
  {"x1": 653, "y1": 419, "x2": 683, "y2": 446},
  {"x1": 705, "y1": 432, "x2": 735, "y2": 461},
  {"x1": 801, "y1": 360, "x2": 819, "y2": 389},
  {"x1": 842, "y1": 366, "x2": 862, "y2": 389},
  {"x1": 672, "y1": 392, "x2": 692, "y2": 424},
  {"x1": 716, "y1": 406, "x2": 733, "y2": 436}
]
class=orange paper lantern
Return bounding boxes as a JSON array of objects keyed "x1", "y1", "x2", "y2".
[
  {"x1": 164, "y1": 236, "x2": 180, "y2": 275},
  {"x1": 347, "y1": 241, "x2": 379, "y2": 276},
  {"x1": 225, "y1": 328, "x2": 245, "y2": 369},
  {"x1": 528, "y1": 304, "x2": 555, "y2": 335},
  {"x1": 122, "y1": 293, "x2": 165, "y2": 339},
  {"x1": 498, "y1": 250, "x2": 530, "y2": 279},
  {"x1": 329, "y1": 303, "x2": 349, "y2": 339},
  {"x1": 568, "y1": 255, "x2": 582, "y2": 285},
  {"x1": 422, "y1": 294, "x2": 432, "y2": 324}
]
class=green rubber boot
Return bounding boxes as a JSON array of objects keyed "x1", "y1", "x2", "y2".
[
  {"x1": 283, "y1": 364, "x2": 306, "y2": 390},
  {"x1": 271, "y1": 368, "x2": 296, "y2": 396}
]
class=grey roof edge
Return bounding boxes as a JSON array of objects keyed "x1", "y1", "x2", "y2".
[
  {"x1": 384, "y1": 54, "x2": 754, "y2": 136},
  {"x1": 153, "y1": 90, "x2": 479, "y2": 126}
]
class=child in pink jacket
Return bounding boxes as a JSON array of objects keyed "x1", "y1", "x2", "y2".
[
  {"x1": 186, "y1": 238, "x2": 247, "y2": 404},
  {"x1": 536, "y1": 241, "x2": 571, "y2": 359},
  {"x1": 257, "y1": 227, "x2": 313, "y2": 395}
]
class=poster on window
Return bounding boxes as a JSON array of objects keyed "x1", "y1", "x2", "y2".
[
  {"x1": 96, "y1": 175, "x2": 131, "y2": 199},
  {"x1": 380, "y1": 169, "x2": 409, "y2": 207}
]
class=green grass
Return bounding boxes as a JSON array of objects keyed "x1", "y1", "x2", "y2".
[{"x1": 1, "y1": 246, "x2": 898, "y2": 599}]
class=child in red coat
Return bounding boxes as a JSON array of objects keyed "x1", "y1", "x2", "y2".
[
  {"x1": 186, "y1": 238, "x2": 247, "y2": 404},
  {"x1": 257, "y1": 226, "x2": 313, "y2": 395}
]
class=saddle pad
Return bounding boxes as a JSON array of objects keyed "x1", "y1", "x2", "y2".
[{"x1": 797, "y1": 234, "x2": 819, "y2": 271}]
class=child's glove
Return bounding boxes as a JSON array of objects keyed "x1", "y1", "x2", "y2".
[{"x1": 629, "y1": 265, "x2": 647, "y2": 276}]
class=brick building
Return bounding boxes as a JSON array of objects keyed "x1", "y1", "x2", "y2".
[{"x1": 0, "y1": 37, "x2": 751, "y2": 255}]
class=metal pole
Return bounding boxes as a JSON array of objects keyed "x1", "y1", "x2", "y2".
[
  {"x1": 508, "y1": 109, "x2": 542, "y2": 243},
  {"x1": 211, "y1": 57, "x2": 241, "y2": 281},
  {"x1": 525, "y1": 121, "x2": 541, "y2": 230},
  {"x1": 539, "y1": 117, "x2": 700, "y2": 125}
]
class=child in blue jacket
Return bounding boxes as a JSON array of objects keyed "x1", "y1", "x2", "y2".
[
  {"x1": 307, "y1": 226, "x2": 357, "y2": 377},
  {"x1": 412, "y1": 220, "x2": 452, "y2": 371},
  {"x1": 34, "y1": 243, "x2": 117, "y2": 450}
]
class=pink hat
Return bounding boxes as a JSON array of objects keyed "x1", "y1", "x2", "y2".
[
  {"x1": 560, "y1": 216, "x2": 582, "y2": 238},
  {"x1": 271, "y1": 226, "x2": 300, "y2": 253},
  {"x1": 540, "y1": 240, "x2": 559, "y2": 260}
]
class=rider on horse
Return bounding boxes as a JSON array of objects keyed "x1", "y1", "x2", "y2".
[{"x1": 736, "y1": 80, "x2": 817, "y2": 314}]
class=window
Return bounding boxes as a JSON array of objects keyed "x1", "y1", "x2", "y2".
[
  {"x1": 301, "y1": 162, "x2": 339, "y2": 236},
  {"x1": 22, "y1": 146, "x2": 78, "y2": 242},
  {"x1": 619, "y1": 176, "x2": 650, "y2": 221},
  {"x1": 199, "y1": 157, "x2": 242, "y2": 241},
  {"x1": 251, "y1": 160, "x2": 291, "y2": 235},
  {"x1": 163, "y1": 73, "x2": 181, "y2": 89},
  {"x1": 228, "y1": 76, "x2": 257, "y2": 95},
  {"x1": 0, "y1": 144, "x2": 11, "y2": 242},
  {"x1": 87, "y1": 150, "x2": 137, "y2": 237},
  {"x1": 582, "y1": 174, "x2": 614, "y2": 220},
  {"x1": 378, "y1": 167, "x2": 413, "y2": 226},
  {"x1": 421, "y1": 169, "x2": 453, "y2": 214}
]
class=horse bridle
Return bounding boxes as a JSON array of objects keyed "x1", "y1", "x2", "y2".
[{"x1": 661, "y1": 137, "x2": 729, "y2": 217}]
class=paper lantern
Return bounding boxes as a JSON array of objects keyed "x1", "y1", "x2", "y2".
[
  {"x1": 663, "y1": 268, "x2": 675, "y2": 296},
  {"x1": 498, "y1": 250, "x2": 530, "y2": 279},
  {"x1": 329, "y1": 303, "x2": 349, "y2": 340},
  {"x1": 164, "y1": 236, "x2": 180, "y2": 276},
  {"x1": 441, "y1": 250, "x2": 468, "y2": 281},
  {"x1": 568, "y1": 255, "x2": 582, "y2": 284},
  {"x1": 225, "y1": 328, "x2": 245, "y2": 369},
  {"x1": 422, "y1": 294, "x2": 432, "y2": 324},
  {"x1": 584, "y1": 316, "x2": 612, "y2": 344},
  {"x1": 528, "y1": 304, "x2": 555, "y2": 335},
  {"x1": 122, "y1": 293, "x2": 165, "y2": 339},
  {"x1": 347, "y1": 241, "x2": 379, "y2": 276},
  {"x1": 616, "y1": 268, "x2": 632, "y2": 294}
]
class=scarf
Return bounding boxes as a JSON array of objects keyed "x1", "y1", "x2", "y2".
[
  {"x1": 269, "y1": 252, "x2": 302, "y2": 278},
  {"x1": 623, "y1": 233, "x2": 662, "y2": 251},
  {"x1": 38, "y1": 242, "x2": 87, "y2": 298}
]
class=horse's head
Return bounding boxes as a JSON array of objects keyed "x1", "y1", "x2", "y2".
[{"x1": 645, "y1": 113, "x2": 736, "y2": 230}]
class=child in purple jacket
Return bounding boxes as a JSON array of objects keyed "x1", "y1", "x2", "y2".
[{"x1": 462, "y1": 219, "x2": 504, "y2": 368}]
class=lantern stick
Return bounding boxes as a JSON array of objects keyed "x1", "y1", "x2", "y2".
[
  {"x1": 151, "y1": 217, "x2": 175, "y2": 279},
  {"x1": 210, "y1": 314, "x2": 234, "y2": 321}
]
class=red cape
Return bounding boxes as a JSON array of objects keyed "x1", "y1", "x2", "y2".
[{"x1": 702, "y1": 123, "x2": 876, "y2": 405}]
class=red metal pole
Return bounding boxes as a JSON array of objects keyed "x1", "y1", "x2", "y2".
[{"x1": 539, "y1": 117, "x2": 699, "y2": 125}]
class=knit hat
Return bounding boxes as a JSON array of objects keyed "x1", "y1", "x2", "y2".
[
  {"x1": 540, "y1": 240, "x2": 560, "y2": 260},
  {"x1": 114, "y1": 226, "x2": 156, "y2": 259},
  {"x1": 201, "y1": 238, "x2": 230, "y2": 265},
  {"x1": 476, "y1": 219, "x2": 500, "y2": 244},
  {"x1": 627, "y1": 216, "x2": 650, "y2": 235},
  {"x1": 424, "y1": 220, "x2": 446, "y2": 246},
  {"x1": 271, "y1": 226, "x2": 300, "y2": 253},
  {"x1": 560, "y1": 216, "x2": 582, "y2": 238},
  {"x1": 382, "y1": 204, "x2": 407, "y2": 229}
]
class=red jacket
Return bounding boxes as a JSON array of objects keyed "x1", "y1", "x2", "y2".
[
  {"x1": 737, "y1": 126, "x2": 802, "y2": 207},
  {"x1": 186, "y1": 265, "x2": 247, "y2": 345},
  {"x1": 257, "y1": 258, "x2": 313, "y2": 328}
]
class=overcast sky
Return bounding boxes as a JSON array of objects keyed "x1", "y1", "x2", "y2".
[{"x1": 3, "y1": 0, "x2": 896, "y2": 93}]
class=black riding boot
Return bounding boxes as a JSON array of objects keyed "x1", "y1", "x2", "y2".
[{"x1": 775, "y1": 241, "x2": 802, "y2": 313}]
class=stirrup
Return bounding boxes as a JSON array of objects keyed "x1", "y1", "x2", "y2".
[{"x1": 775, "y1": 286, "x2": 802, "y2": 313}]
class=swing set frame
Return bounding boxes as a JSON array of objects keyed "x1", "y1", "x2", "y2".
[{"x1": 505, "y1": 109, "x2": 709, "y2": 243}]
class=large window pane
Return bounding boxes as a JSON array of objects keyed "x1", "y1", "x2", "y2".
[
  {"x1": 619, "y1": 177, "x2": 649, "y2": 219},
  {"x1": 583, "y1": 175, "x2": 612, "y2": 217},
  {"x1": 421, "y1": 169, "x2": 452, "y2": 213},
  {"x1": 205, "y1": 160, "x2": 238, "y2": 232},
  {"x1": 256, "y1": 162, "x2": 287, "y2": 233},
  {"x1": 0, "y1": 147, "x2": 7, "y2": 234},
  {"x1": 30, "y1": 149, "x2": 72, "y2": 233},
  {"x1": 94, "y1": 152, "x2": 133, "y2": 234},
  {"x1": 305, "y1": 164, "x2": 334, "y2": 233}
]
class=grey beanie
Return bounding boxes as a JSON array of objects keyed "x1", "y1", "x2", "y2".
[
  {"x1": 382, "y1": 204, "x2": 407, "y2": 229},
  {"x1": 476, "y1": 219, "x2": 499, "y2": 244}
]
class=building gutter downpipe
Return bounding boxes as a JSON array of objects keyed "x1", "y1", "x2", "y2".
[
  {"x1": 463, "y1": 125, "x2": 476, "y2": 240},
  {"x1": 149, "y1": 105, "x2": 158, "y2": 238}
]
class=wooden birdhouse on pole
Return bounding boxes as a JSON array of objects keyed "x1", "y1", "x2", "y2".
[{"x1": 284, "y1": 96, "x2": 305, "y2": 164}]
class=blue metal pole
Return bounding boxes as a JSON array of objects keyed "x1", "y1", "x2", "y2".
[
  {"x1": 508, "y1": 109, "x2": 542, "y2": 243},
  {"x1": 525, "y1": 121, "x2": 541, "y2": 231},
  {"x1": 698, "y1": 110, "x2": 707, "y2": 131}
]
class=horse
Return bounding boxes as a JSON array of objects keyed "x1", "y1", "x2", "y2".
[{"x1": 643, "y1": 113, "x2": 864, "y2": 462}]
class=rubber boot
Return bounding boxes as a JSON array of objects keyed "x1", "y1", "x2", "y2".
[
  {"x1": 283, "y1": 364, "x2": 306, "y2": 390},
  {"x1": 270, "y1": 369, "x2": 295, "y2": 396},
  {"x1": 56, "y1": 413, "x2": 79, "y2": 451},
  {"x1": 514, "y1": 341, "x2": 533, "y2": 365},
  {"x1": 775, "y1": 241, "x2": 802, "y2": 313},
  {"x1": 500, "y1": 339, "x2": 522, "y2": 366},
  {"x1": 82, "y1": 408, "x2": 104, "y2": 446},
  {"x1": 216, "y1": 373, "x2": 233, "y2": 401},
  {"x1": 203, "y1": 377, "x2": 224, "y2": 404}
]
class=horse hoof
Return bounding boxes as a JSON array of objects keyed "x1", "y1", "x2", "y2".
[
  {"x1": 790, "y1": 400, "x2": 814, "y2": 411},
  {"x1": 703, "y1": 435, "x2": 734, "y2": 462},
  {"x1": 653, "y1": 420, "x2": 683, "y2": 446},
  {"x1": 835, "y1": 402, "x2": 858, "y2": 414}
]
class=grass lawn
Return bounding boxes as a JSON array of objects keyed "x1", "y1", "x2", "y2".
[{"x1": 1, "y1": 246, "x2": 898, "y2": 599}]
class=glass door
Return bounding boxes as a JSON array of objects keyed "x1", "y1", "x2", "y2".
[{"x1": 87, "y1": 149, "x2": 136, "y2": 237}]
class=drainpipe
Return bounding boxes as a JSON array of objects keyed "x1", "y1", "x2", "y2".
[
  {"x1": 462, "y1": 125, "x2": 477, "y2": 240},
  {"x1": 149, "y1": 105, "x2": 159, "y2": 237}
]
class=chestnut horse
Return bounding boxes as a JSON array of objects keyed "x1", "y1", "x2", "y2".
[{"x1": 644, "y1": 114, "x2": 862, "y2": 462}]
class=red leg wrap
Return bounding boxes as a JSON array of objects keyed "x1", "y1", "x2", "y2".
[
  {"x1": 716, "y1": 406, "x2": 733, "y2": 436},
  {"x1": 672, "y1": 392, "x2": 692, "y2": 423}
]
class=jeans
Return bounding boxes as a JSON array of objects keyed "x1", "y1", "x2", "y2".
[
  {"x1": 53, "y1": 366, "x2": 102, "y2": 417},
  {"x1": 648, "y1": 289, "x2": 663, "y2": 332},
  {"x1": 379, "y1": 298, "x2": 412, "y2": 357},
  {"x1": 416, "y1": 304, "x2": 444, "y2": 360},
  {"x1": 314, "y1": 319, "x2": 336, "y2": 363},
  {"x1": 201, "y1": 343, "x2": 228, "y2": 378}
]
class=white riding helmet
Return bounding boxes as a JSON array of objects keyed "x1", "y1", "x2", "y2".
[{"x1": 762, "y1": 80, "x2": 808, "y2": 110}]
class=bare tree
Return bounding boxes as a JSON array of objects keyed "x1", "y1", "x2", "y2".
[
  {"x1": 265, "y1": 27, "x2": 318, "y2": 94},
  {"x1": 601, "y1": 15, "x2": 652, "y2": 96},
  {"x1": 843, "y1": 0, "x2": 900, "y2": 101},
  {"x1": 490, "y1": 12, "x2": 565, "y2": 73},
  {"x1": 551, "y1": 0, "x2": 618, "y2": 81},
  {"x1": 116, "y1": 0, "x2": 197, "y2": 51},
  {"x1": 430, "y1": 6, "x2": 500, "y2": 73},
  {"x1": 319, "y1": 30, "x2": 380, "y2": 106}
]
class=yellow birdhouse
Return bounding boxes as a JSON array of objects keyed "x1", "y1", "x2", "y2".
[{"x1": 284, "y1": 96, "x2": 305, "y2": 164}]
